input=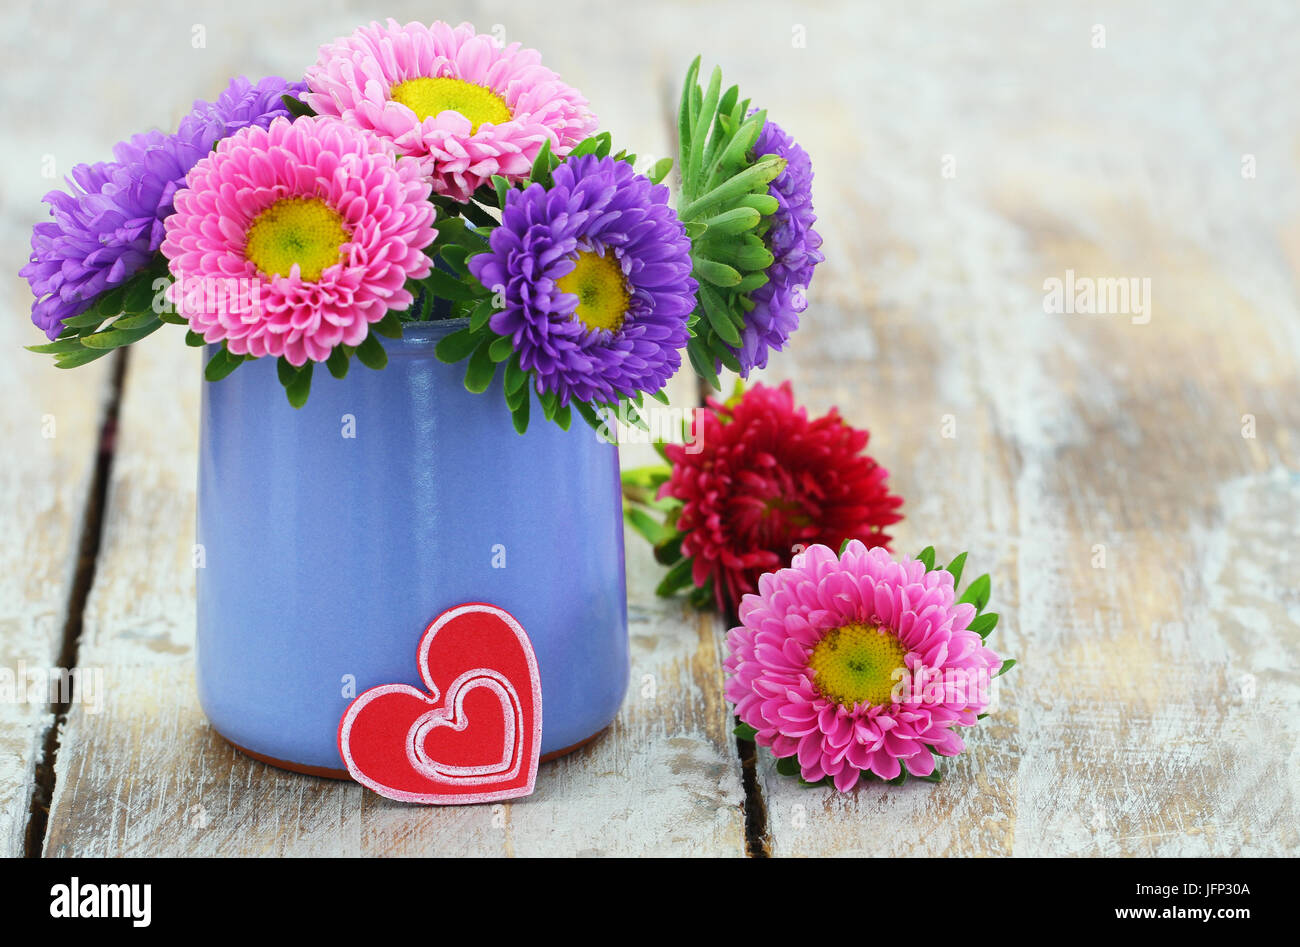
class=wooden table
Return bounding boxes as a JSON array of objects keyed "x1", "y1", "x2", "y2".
[{"x1": 3, "y1": 0, "x2": 1296, "y2": 857}]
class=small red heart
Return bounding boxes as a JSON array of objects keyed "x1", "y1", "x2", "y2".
[{"x1": 338, "y1": 603, "x2": 542, "y2": 804}]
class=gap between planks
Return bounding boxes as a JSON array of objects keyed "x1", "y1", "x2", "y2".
[{"x1": 22, "y1": 350, "x2": 127, "y2": 857}]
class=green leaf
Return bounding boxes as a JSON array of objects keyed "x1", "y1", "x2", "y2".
[
  {"x1": 711, "y1": 108, "x2": 766, "y2": 176},
  {"x1": 26, "y1": 338, "x2": 87, "y2": 355},
  {"x1": 185, "y1": 330, "x2": 207, "y2": 348},
  {"x1": 573, "y1": 399, "x2": 609, "y2": 439},
  {"x1": 957, "y1": 574, "x2": 992, "y2": 612},
  {"x1": 488, "y1": 333, "x2": 514, "y2": 363},
  {"x1": 468, "y1": 296, "x2": 496, "y2": 333},
  {"x1": 686, "y1": 338, "x2": 721, "y2": 390},
  {"x1": 995, "y1": 658, "x2": 1017, "y2": 678},
  {"x1": 204, "y1": 347, "x2": 243, "y2": 382},
  {"x1": 464, "y1": 338, "x2": 496, "y2": 393},
  {"x1": 107, "y1": 311, "x2": 159, "y2": 331},
  {"x1": 968, "y1": 612, "x2": 999, "y2": 639},
  {"x1": 492, "y1": 174, "x2": 512, "y2": 210},
  {"x1": 434, "y1": 327, "x2": 482, "y2": 363},
  {"x1": 774, "y1": 755, "x2": 800, "y2": 778},
  {"x1": 60, "y1": 307, "x2": 111, "y2": 329},
  {"x1": 538, "y1": 388, "x2": 559, "y2": 422},
  {"x1": 420, "y1": 268, "x2": 478, "y2": 303},
  {"x1": 945, "y1": 551, "x2": 968, "y2": 587},
  {"x1": 916, "y1": 767, "x2": 944, "y2": 784},
  {"x1": 326, "y1": 347, "x2": 350, "y2": 380},
  {"x1": 705, "y1": 329, "x2": 743, "y2": 374},
  {"x1": 284, "y1": 361, "x2": 313, "y2": 408},
  {"x1": 686, "y1": 65, "x2": 722, "y2": 192},
  {"x1": 737, "y1": 193, "x2": 780, "y2": 216},
  {"x1": 648, "y1": 157, "x2": 674, "y2": 185},
  {"x1": 655, "y1": 556, "x2": 695, "y2": 597},
  {"x1": 505, "y1": 375, "x2": 529, "y2": 411},
  {"x1": 503, "y1": 356, "x2": 529, "y2": 399},
  {"x1": 530, "y1": 137, "x2": 553, "y2": 184},
  {"x1": 678, "y1": 155, "x2": 787, "y2": 221},
  {"x1": 93, "y1": 284, "x2": 126, "y2": 320},
  {"x1": 78, "y1": 321, "x2": 159, "y2": 350},
  {"x1": 693, "y1": 258, "x2": 742, "y2": 288},
  {"x1": 699, "y1": 284, "x2": 741, "y2": 345},
  {"x1": 122, "y1": 274, "x2": 160, "y2": 315},
  {"x1": 276, "y1": 356, "x2": 298, "y2": 388},
  {"x1": 733, "y1": 722, "x2": 758, "y2": 741},
  {"x1": 654, "y1": 532, "x2": 684, "y2": 566},
  {"x1": 713, "y1": 237, "x2": 774, "y2": 273},
  {"x1": 702, "y1": 206, "x2": 761, "y2": 235},
  {"x1": 678, "y1": 56, "x2": 701, "y2": 160},
  {"x1": 355, "y1": 333, "x2": 388, "y2": 370},
  {"x1": 917, "y1": 546, "x2": 936, "y2": 571},
  {"x1": 372, "y1": 311, "x2": 403, "y2": 339},
  {"x1": 624, "y1": 507, "x2": 667, "y2": 547},
  {"x1": 621, "y1": 465, "x2": 671, "y2": 489},
  {"x1": 553, "y1": 402, "x2": 571, "y2": 431},
  {"x1": 53, "y1": 347, "x2": 112, "y2": 369},
  {"x1": 281, "y1": 93, "x2": 316, "y2": 118},
  {"x1": 510, "y1": 386, "x2": 531, "y2": 434}
]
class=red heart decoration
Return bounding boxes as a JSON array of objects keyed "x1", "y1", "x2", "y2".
[{"x1": 338, "y1": 603, "x2": 542, "y2": 804}]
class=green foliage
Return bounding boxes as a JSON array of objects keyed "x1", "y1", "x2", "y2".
[
  {"x1": 29, "y1": 254, "x2": 172, "y2": 368},
  {"x1": 672, "y1": 61, "x2": 794, "y2": 386},
  {"x1": 281, "y1": 94, "x2": 316, "y2": 118}
]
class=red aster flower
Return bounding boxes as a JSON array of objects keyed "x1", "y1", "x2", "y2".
[{"x1": 658, "y1": 382, "x2": 903, "y2": 614}]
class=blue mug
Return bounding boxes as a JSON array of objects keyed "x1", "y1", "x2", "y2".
[{"x1": 195, "y1": 319, "x2": 629, "y2": 775}]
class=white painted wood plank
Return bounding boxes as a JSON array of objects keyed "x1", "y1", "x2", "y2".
[
  {"x1": 743, "y1": 2, "x2": 1300, "y2": 856},
  {"x1": 0, "y1": 155, "x2": 115, "y2": 857}
]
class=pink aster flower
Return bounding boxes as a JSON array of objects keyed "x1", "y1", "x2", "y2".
[
  {"x1": 161, "y1": 115, "x2": 436, "y2": 366},
  {"x1": 724, "y1": 541, "x2": 1004, "y2": 791},
  {"x1": 305, "y1": 20, "x2": 597, "y2": 202}
]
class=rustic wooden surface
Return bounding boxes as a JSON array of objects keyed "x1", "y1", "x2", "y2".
[{"x1": 2, "y1": 0, "x2": 1296, "y2": 856}]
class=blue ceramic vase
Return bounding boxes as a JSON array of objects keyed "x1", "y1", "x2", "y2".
[{"x1": 195, "y1": 319, "x2": 630, "y2": 775}]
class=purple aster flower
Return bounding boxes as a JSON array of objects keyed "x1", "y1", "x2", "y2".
[
  {"x1": 469, "y1": 154, "x2": 696, "y2": 406},
  {"x1": 21, "y1": 75, "x2": 306, "y2": 339},
  {"x1": 733, "y1": 115, "x2": 824, "y2": 375}
]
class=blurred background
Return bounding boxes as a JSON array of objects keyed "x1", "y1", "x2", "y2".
[{"x1": 1, "y1": 1, "x2": 1296, "y2": 856}]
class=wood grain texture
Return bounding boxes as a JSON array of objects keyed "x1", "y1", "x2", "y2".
[
  {"x1": 736, "y1": 2, "x2": 1300, "y2": 856},
  {"x1": 14, "y1": 0, "x2": 1300, "y2": 856},
  {"x1": 0, "y1": 163, "x2": 115, "y2": 855}
]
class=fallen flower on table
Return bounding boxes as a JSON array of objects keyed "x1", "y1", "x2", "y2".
[
  {"x1": 726, "y1": 541, "x2": 1015, "y2": 791},
  {"x1": 622, "y1": 380, "x2": 903, "y2": 614}
]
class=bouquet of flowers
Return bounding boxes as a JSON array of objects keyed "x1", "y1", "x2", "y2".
[
  {"x1": 22, "y1": 18, "x2": 1012, "y2": 792},
  {"x1": 23, "y1": 19, "x2": 819, "y2": 434}
]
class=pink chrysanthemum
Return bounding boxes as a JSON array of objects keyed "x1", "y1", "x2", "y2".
[
  {"x1": 161, "y1": 115, "x2": 436, "y2": 366},
  {"x1": 724, "y1": 541, "x2": 1003, "y2": 791},
  {"x1": 305, "y1": 20, "x2": 597, "y2": 202}
]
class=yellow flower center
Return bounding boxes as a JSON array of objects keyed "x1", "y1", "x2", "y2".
[
  {"x1": 244, "y1": 198, "x2": 349, "y2": 282},
  {"x1": 390, "y1": 76, "x2": 512, "y2": 131},
  {"x1": 556, "y1": 250, "x2": 630, "y2": 333},
  {"x1": 808, "y1": 623, "x2": 909, "y2": 709}
]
